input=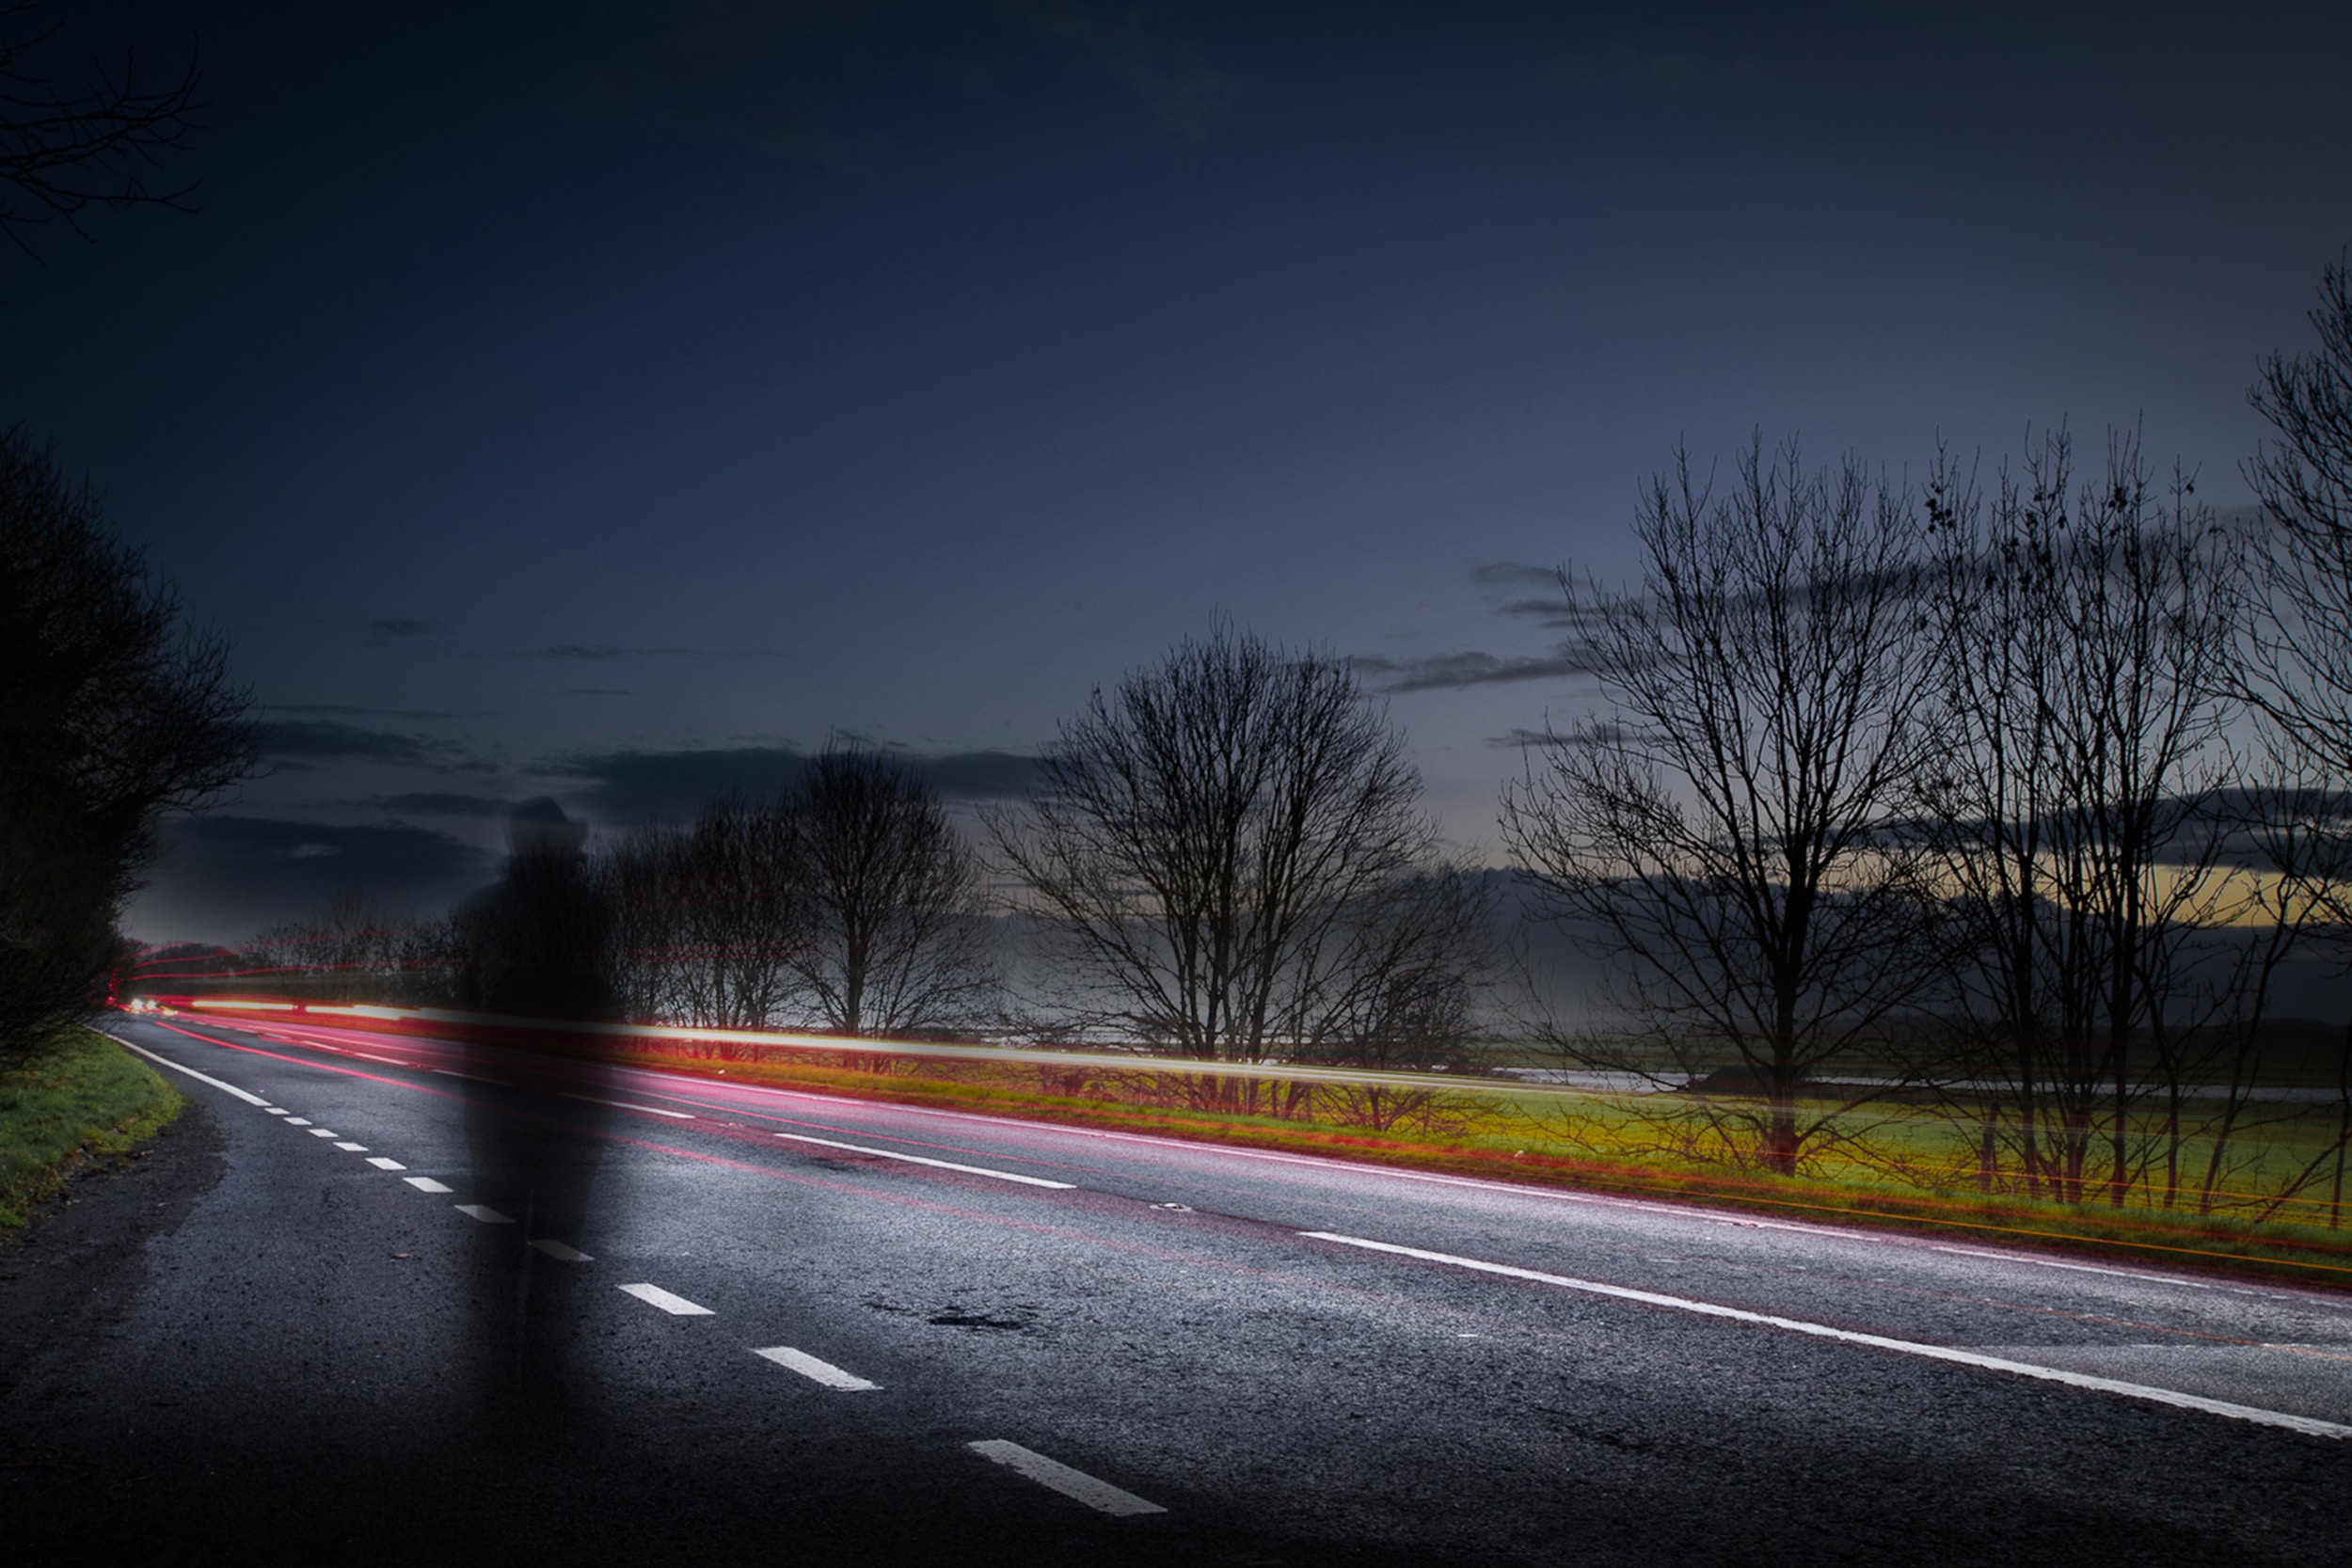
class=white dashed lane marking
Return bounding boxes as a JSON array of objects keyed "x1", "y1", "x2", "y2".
[
  {"x1": 308, "y1": 1128, "x2": 338, "y2": 1138},
  {"x1": 264, "y1": 1107, "x2": 288, "y2": 1116},
  {"x1": 618, "y1": 1282, "x2": 713, "y2": 1316},
  {"x1": 455, "y1": 1205, "x2": 514, "y2": 1225},
  {"x1": 404, "y1": 1177, "x2": 454, "y2": 1194},
  {"x1": 966, "y1": 1440, "x2": 1166, "y2": 1516},
  {"x1": 334, "y1": 1142, "x2": 368, "y2": 1151},
  {"x1": 285, "y1": 1117, "x2": 312, "y2": 1126},
  {"x1": 530, "y1": 1240, "x2": 592, "y2": 1263},
  {"x1": 754, "y1": 1346, "x2": 879, "y2": 1391},
  {"x1": 367, "y1": 1157, "x2": 406, "y2": 1170},
  {"x1": 775, "y1": 1132, "x2": 1076, "y2": 1189}
]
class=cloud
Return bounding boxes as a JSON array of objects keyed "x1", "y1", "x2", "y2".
[
  {"x1": 1497, "y1": 596, "x2": 1589, "y2": 631},
  {"x1": 542, "y1": 746, "x2": 810, "y2": 820},
  {"x1": 1351, "y1": 651, "x2": 1599, "y2": 694},
  {"x1": 365, "y1": 616, "x2": 447, "y2": 644},
  {"x1": 921, "y1": 749, "x2": 1041, "y2": 799},
  {"x1": 545, "y1": 743, "x2": 1043, "y2": 822},
  {"x1": 269, "y1": 703, "x2": 469, "y2": 721},
  {"x1": 256, "y1": 720, "x2": 475, "y2": 769},
  {"x1": 130, "y1": 816, "x2": 497, "y2": 945},
  {"x1": 372, "y1": 792, "x2": 516, "y2": 818},
  {"x1": 522, "y1": 644, "x2": 785, "y2": 660},
  {"x1": 1471, "y1": 562, "x2": 1563, "y2": 589},
  {"x1": 1486, "y1": 721, "x2": 1630, "y2": 750}
]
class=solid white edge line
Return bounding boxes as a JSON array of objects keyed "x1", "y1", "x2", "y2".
[
  {"x1": 1930, "y1": 1244, "x2": 2217, "y2": 1291},
  {"x1": 754, "y1": 1345, "x2": 881, "y2": 1390},
  {"x1": 530, "y1": 1239, "x2": 592, "y2": 1263},
  {"x1": 966, "y1": 1440, "x2": 1166, "y2": 1516},
  {"x1": 1299, "y1": 1231, "x2": 2352, "y2": 1442},
  {"x1": 775, "y1": 1132, "x2": 1075, "y2": 1189},
  {"x1": 103, "y1": 1035, "x2": 268, "y2": 1106},
  {"x1": 618, "y1": 1281, "x2": 713, "y2": 1316},
  {"x1": 563, "y1": 1094, "x2": 693, "y2": 1118}
]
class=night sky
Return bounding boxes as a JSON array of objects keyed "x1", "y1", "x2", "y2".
[{"x1": 6, "y1": 1, "x2": 2348, "y2": 945}]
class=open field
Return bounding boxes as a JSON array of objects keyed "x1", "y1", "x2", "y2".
[{"x1": 0, "y1": 1027, "x2": 183, "y2": 1229}]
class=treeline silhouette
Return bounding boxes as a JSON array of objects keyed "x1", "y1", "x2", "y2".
[{"x1": 115, "y1": 261, "x2": 2352, "y2": 1221}]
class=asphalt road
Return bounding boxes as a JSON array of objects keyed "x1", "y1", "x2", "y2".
[{"x1": 6, "y1": 1012, "x2": 2351, "y2": 1566}]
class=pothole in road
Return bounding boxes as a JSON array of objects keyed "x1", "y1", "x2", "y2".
[
  {"x1": 927, "y1": 1310, "x2": 1033, "y2": 1332},
  {"x1": 863, "y1": 1294, "x2": 1041, "y2": 1333}
]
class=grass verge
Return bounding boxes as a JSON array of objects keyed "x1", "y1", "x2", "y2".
[
  {"x1": 0, "y1": 1025, "x2": 184, "y2": 1230},
  {"x1": 553, "y1": 1039, "x2": 2352, "y2": 1291}
]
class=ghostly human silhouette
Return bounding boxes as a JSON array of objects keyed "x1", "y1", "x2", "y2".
[{"x1": 453, "y1": 798, "x2": 618, "y2": 1433}]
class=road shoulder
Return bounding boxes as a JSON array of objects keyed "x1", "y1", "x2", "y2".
[{"x1": 0, "y1": 1088, "x2": 225, "y2": 1382}]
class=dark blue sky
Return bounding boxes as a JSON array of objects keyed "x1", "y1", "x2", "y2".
[{"x1": 6, "y1": 1, "x2": 2348, "y2": 943}]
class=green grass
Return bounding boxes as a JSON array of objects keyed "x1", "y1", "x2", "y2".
[
  {"x1": 492, "y1": 1031, "x2": 2352, "y2": 1287},
  {"x1": 0, "y1": 1026, "x2": 183, "y2": 1230}
]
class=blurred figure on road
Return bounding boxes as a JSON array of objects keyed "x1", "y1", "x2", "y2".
[{"x1": 452, "y1": 797, "x2": 618, "y2": 1435}]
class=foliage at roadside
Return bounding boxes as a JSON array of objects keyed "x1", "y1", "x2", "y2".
[
  {"x1": 0, "y1": 1025, "x2": 181, "y2": 1229},
  {"x1": 0, "y1": 433, "x2": 256, "y2": 1061}
]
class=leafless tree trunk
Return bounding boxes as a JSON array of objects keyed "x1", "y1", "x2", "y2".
[
  {"x1": 1502, "y1": 436, "x2": 1943, "y2": 1176},
  {"x1": 990, "y1": 624, "x2": 1479, "y2": 1095}
]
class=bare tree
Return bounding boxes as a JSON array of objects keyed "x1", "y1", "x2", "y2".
[
  {"x1": 782, "y1": 745, "x2": 997, "y2": 1038},
  {"x1": 244, "y1": 892, "x2": 460, "y2": 1005},
  {"x1": 2200, "y1": 761, "x2": 2352, "y2": 1224},
  {"x1": 1502, "y1": 436, "x2": 1943, "y2": 1177},
  {"x1": 1295, "y1": 861, "x2": 1495, "y2": 1069},
  {"x1": 991, "y1": 625, "x2": 1478, "y2": 1088},
  {"x1": 0, "y1": 4, "x2": 201, "y2": 255},
  {"x1": 2241, "y1": 256, "x2": 2352, "y2": 1224},
  {"x1": 1289, "y1": 859, "x2": 1498, "y2": 1132},
  {"x1": 602, "y1": 795, "x2": 800, "y2": 1031},
  {"x1": 0, "y1": 430, "x2": 253, "y2": 1056},
  {"x1": 1919, "y1": 428, "x2": 2249, "y2": 1206},
  {"x1": 2245, "y1": 256, "x2": 2352, "y2": 775},
  {"x1": 2243, "y1": 259, "x2": 2352, "y2": 879}
]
